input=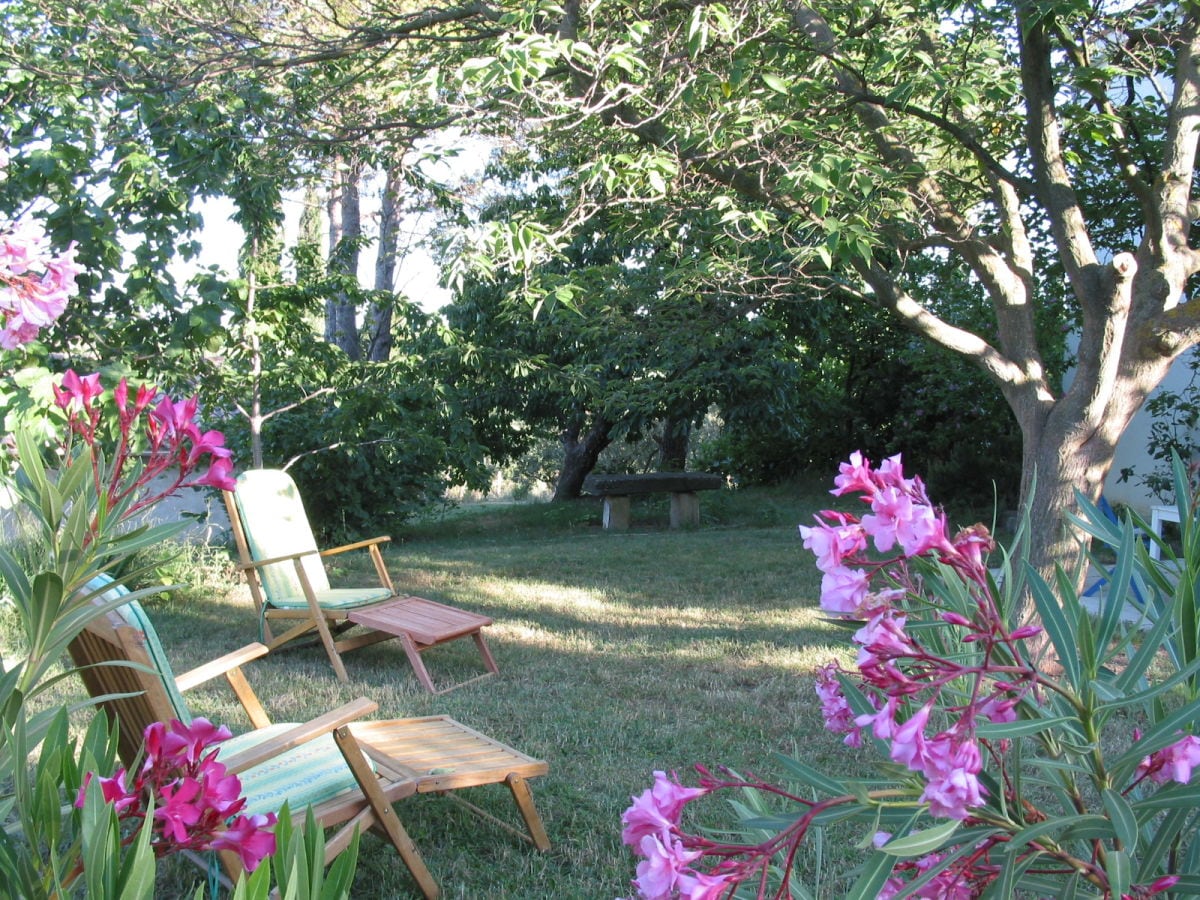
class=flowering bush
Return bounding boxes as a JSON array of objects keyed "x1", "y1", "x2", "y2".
[
  {"x1": 77, "y1": 718, "x2": 276, "y2": 871},
  {"x1": 0, "y1": 211, "x2": 359, "y2": 899},
  {"x1": 51, "y1": 367, "x2": 235, "y2": 530},
  {"x1": 621, "y1": 452, "x2": 1200, "y2": 899}
]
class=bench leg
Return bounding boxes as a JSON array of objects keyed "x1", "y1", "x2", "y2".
[
  {"x1": 602, "y1": 495, "x2": 631, "y2": 530},
  {"x1": 670, "y1": 491, "x2": 700, "y2": 528}
]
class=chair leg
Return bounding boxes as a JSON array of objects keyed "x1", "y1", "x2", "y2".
[
  {"x1": 317, "y1": 620, "x2": 351, "y2": 683},
  {"x1": 506, "y1": 774, "x2": 551, "y2": 852},
  {"x1": 334, "y1": 726, "x2": 440, "y2": 899},
  {"x1": 473, "y1": 631, "x2": 500, "y2": 675},
  {"x1": 399, "y1": 633, "x2": 438, "y2": 694}
]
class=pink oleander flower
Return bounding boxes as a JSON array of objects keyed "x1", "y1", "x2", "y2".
[
  {"x1": 632, "y1": 833, "x2": 705, "y2": 899},
  {"x1": 875, "y1": 453, "x2": 911, "y2": 491},
  {"x1": 831, "y1": 450, "x2": 876, "y2": 497},
  {"x1": 622, "y1": 771, "x2": 708, "y2": 847},
  {"x1": 951, "y1": 523, "x2": 995, "y2": 570},
  {"x1": 879, "y1": 849, "x2": 981, "y2": 899},
  {"x1": 148, "y1": 393, "x2": 200, "y2": 440},
  {"x1": 861, "y1": 484, "x2": 916, "y2": 553},
  {"x1": 53, "y1": 371, "x2": 238, "y2": 537},
  {"x1": 818, "y1": 565, "x2": 870, "y2": 615},
  {"x1": 79, "y1": 769, "x2": 140, "y2": 815},
  {"x1": 209, "y1": 813, "x2": 279, "y2": 871},
  {"x1": 977, "y1": 692, "x2": 1018, "y2": 724},
  {"x1": 1136, "y1": 735, "x2": 1200, "y2": 786},
  {"x1": 629, "y1": 833, "x2": 733, "y2": 900},
  {"x1": 862, "y1": 485, "x2": 950, "y2": 558},
  {"x1": 799, "y1": 512, "x2": 866, "y2": 573},
  {"x1": 854, "y1": 610, "x2": 916, "y2": 669},
  {"x1": 857, "y1": 587, "x2": 904, "y2": 619},
  {"x1": 887, "y1": 700, "x2": 932, "y2": 770},
  {"x1": 815, "y1": 663, "x2": 862, "y2": 746},
  {"x1": 167, "y1": 717, "x2": 234, "y2": 767},
  {"x1": 79, "y1": 718, "x2": 276, "y2": 871},
  {"x1": 673, "y1": 868, "x2": 735, "y2": 900},
  {"x1": 0, "y1": 217, "x2": 81, "y2": 348},
  {"x1": 53, "y1": 369, "x2": 103, "y2": 413},
  {"x1": 918, "y1": 735, "x2": 986, "y2": 820},
  {"x1": 194, "y1": 757, "x2": 247, "y2": 819},
  {"x1": 154, "y1": 777, "x2": 205, "y2": 843}
]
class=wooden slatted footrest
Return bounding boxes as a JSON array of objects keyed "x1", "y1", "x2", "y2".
[
  {"x1": 351, "y1": 716, "x2": 546, "y2": 789},
  {"x1": 350, "y1": 716, "x2": 550, "y2": 850},
  {"x1": 347, "y1": 597, "x2": 492, "y2": 646}
]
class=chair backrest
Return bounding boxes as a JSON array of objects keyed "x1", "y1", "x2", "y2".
[
  {"x1": 68, "y1": 575, "x2": 192, "y2": 767},
  {"x1": 229, "y1": 469, "x2": 331, "y2": 603}
]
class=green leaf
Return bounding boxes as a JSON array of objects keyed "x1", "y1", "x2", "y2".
[
  {"x1": 1028, "y1": 565, "x2": 1080, "y2": 688},
  {"x1": 1104, "y1": 848, "x2": 1131, "y2": 897},
  {"x1": 1010, "y1": 815, "x2": 1113, "y2": 852},
  {"x1": 772, "y1": 753, "x2": 845, "y2": 797},
  {"x1": 1135, "y1": 806, "x2": 1192, "y2": 878},
  {"x1": 1101, "y1": 789, "x2": 1138, "y2": 853},
  {"x1": 1131, "y1": 782, "x2": 1200, "y2": 813},
  {"x1": 761, "y1": 73, "x2": 791, "y2": 95},
  {"x1": 846, "y1": 850, "x2": 897, "y2": 897},
  {"x1": 975, "y1": 715, "x2": 1079, "y2": 740},
  {"x1": 879, "y1": 819, "x2": 960, "y2": 856}
]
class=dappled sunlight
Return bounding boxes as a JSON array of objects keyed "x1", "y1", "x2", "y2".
[{"x1": 456, "y1": 575, "x2": 828, "y2": 632}]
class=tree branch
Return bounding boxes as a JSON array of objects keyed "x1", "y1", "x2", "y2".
[{"x1": 1015, "y1": 3, "x2": 1102, "y2": 303}]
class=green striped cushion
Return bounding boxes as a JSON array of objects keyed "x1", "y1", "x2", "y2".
[
  {"x1": 219, "y1": 724, "x2": 371, "y2": 818},
  {"x1": 265, "y1": 587, "x2": 393, "y2": 610},
  {"x1": 232, "y1": 470, "x2": 332, "y2": 604},
  {"x1": 83, "y1": 575, "x2": 192, "y2": 724}
]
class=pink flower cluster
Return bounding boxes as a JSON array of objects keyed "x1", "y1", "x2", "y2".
[
  {"x1": 799, "y1": 452, "x2": 960, "y2": 615},
  {"x1": 622, "y1": 453, "x2": 1197, "y2": 899},
  {"x1": 798, "y1": 452, "x2": 1042, "y2": 822},
  {"x1": 78, "y1": 718, "x2": 276, "y2": 871},
  {"x1": 620, "y1": 772, "x2": 732, "y2": 900},
  {"x1": 0, "y1": 217, "x2": 81, "y2": 349},
  {"x1": 52, "y1": 369, "x2": 236, "y2": 533},
  {"x1": 1135, "y1": 734, "x2": 1200, "y2": 786},
  {"x1": 877, "y1": 846, "x2": 980, "y2": 899}
]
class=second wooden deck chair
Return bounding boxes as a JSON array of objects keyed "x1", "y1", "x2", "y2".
[
  {"x1": 67, "y1": 576, "x2": 551, "y2": 899},
  {"x1": 223, "y1": 468, "x2": 498, "y2": 692}
]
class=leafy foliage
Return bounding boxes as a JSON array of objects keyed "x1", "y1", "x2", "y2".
[{"x1": 622, "y1": 455, "x2": 1200, "y2": 897}]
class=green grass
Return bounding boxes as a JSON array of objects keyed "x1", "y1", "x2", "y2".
[{"x1": 13, "y1": 481, "x2": 884, "y2": 899}]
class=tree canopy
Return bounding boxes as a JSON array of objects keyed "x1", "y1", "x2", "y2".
[
  {"x1": 2, "y1": 0, "x2": 1198, "y2": 575},
  {"x1": 458, "y1": 0, "x2": 1199, "y2": 575}
]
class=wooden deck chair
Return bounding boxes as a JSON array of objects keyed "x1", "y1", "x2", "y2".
[
  {"x1": 223, "y1": 468, "x2": 498, "y2": 692},
  {"x1": 67, "y1": 576, "x2": 551, "y2": 899}
]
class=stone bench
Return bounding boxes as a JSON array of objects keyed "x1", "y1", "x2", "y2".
[{"x1": 582, "y1": 472, "x2": 723, "y2": 530}]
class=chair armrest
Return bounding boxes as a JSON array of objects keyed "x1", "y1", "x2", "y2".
[
  {"x1": 220, "y1": 697, "x2": 380, "y2": 775},
  {"x1": 319, "y1": 536, "x2": 392, "y2": 557},
  {"x1": 235, "y1": 548, "x2": 323, "y2": 570},
  {"x1": 174, "y1": 643, "x2": 270, "y2": 692}
]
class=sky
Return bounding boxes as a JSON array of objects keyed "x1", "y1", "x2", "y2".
[{"x1": 181, "y1": 133, "x2": 495, "y2": 313}]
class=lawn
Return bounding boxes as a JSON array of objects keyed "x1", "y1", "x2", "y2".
[{"x1": 18, "y1": 480, "x2": 901, "y2": 899}]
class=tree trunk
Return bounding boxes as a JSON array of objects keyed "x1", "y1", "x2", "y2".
[
  {"x1": 656, "y1": 414, "x2": 690, "y2": 471},
  {"x1": 553, "y1": 416, "x2": 613, "y2": 500},
  {"x1": 367, "y1": 167, "x2": 404, "y2": 363},
  {"x1": 1021, "y1": 376, "x2": 1183, "y2": 580},
  {"x1": 325, "y1": 160, "x2": 361, "y2": 359}
]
